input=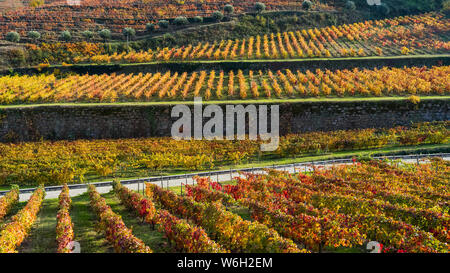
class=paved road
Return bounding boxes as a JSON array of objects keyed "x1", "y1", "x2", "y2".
[{"x1": 15, "y1": 156, "x2": 448, "y2": 202}]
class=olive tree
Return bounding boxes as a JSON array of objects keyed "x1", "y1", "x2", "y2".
[
  {"x1": 174, "y1": 16, "x2": 189, "y2": 26},
  {"x1": 345, "y1": 1, "x2": 356, "y2": 11},
  {"x1": 255, "y1": 2, "x2": 266, "y2": 13},
  {"x1": 99, "y1": 29, "x2": 111, "y2": 42},
  {"x1": 6, "y1": 31, "x2": 20, "y2": 43},
  {"x1": 212, "y1": 11, "x2": 224, "y2": 22},
  {"x1": 27, "y1": 31, "x2": 41, "y2": 41},
  {"x1": 123, "y1": 27, "x2": 136, "y2": 47},
  {"x1": 158, "y1": 20, "x2": 169, "y2": 29},
  {"x1": 146, "y1": 23, "x2": 156, "y2": 32},
  {"x1": 224, "y1": 4, "x2": 234, "y2": 14},
  {"x1": 82, "y1": 30, "x2": 94, "y2": 41},
  {"x1": 302, "y1": 0, "x2": 312, "y2": 10},
  {"x1": 60, "y1": 30, "x2": 72, "y2": 41},
  {"x1": 193, "y1": 16, "x2": 203, "y2": 23}
]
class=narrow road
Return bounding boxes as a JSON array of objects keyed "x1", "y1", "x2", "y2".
[{"x1": 14, "y1": 155, "x2": 448, "y2": 202}]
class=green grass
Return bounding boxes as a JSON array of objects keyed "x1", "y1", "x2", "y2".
[
  {"x1": 228, "y1": 206, "x2": 252, "y2": 221},
  {"x1": 16, "y1": 193, "x2": 113, "y2": 253},
  {"x1": 65, "y1": 193, "x2": 112, "y2": 253},
  {"x1": 3, "y1": 143, "x2": 448, "y2": 252},
  {"x1": 3, "y1": 181, "x2": 373, "y2": 253},
  {"x1": 0, "y1": 95, "x2": 448, "y2": 109},
  {"x1": 102, "y1": 191, "x2": 173, "y2": 253},
  {"x1": 18, "y1": 198, "x2": 59, "y2": 253},
  {"x1": 10, "y1": 189, "x2": 177, "y2": 253}
]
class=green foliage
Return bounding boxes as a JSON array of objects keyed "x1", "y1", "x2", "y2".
[
  {"x1": 443, "y1": 0, "x2": 450, "y2": 17},
  {"x1": 174, "y1": 16, "x2": 189, "y2": 26},
  {"x1": 158, "y1": 20, "x2": 169, "y2": 28},
  {"x1": 224, "y1": 4, "x2": 234, "y2": 14},
  {"x1": 162, "y1": 33, "x2": 175, "y2": 43},
  {"x1": 6, "y1": 32, "x2": 20, "y2": 43},
  {"x1": 212, "y1": 11, "x2": 224, "y2": 22},
  {"x1": 146, "y1": 23, "x2": 156, "y2": 32},
  {"x1": 345, "y1": 1, "x2": 356, "y2": 11},
  {"x1": 27, "y1": 31, "x2": 41, "y2": 40},
  {"x1": 356, "y1": 154, "x2": 373, "y2": 162},
  {"x1": 100, "y1": 12, "x2": 355, "y2": 53},
  {"x1": 193, "y1": 16, "x2": 203, "y2": 23},
  {"x1": 99, "y1": 29, "x2": 111, "y2": 41},
  {"x1": 254, "y1": 2, "x2": 266, "y2": 13},
  {"x1": 7, "y1": 48, "x2": 26, "y2": 67},
  {"x1": 60, "y1": 31, "x2": 72, "y2": 41},
  {"x1": 302, "y1": 0, "x2": 313, "y2": 10},
  {"x1": 123, "y1": 27, "x2": 136, "y2": 38},
  {"x1": 81, "y1": 30, "x2": 94, "y2": 40}
]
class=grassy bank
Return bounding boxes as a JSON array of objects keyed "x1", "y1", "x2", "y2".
[{"x1": 0, "y1": 96, "x2": 448, "y2": 109}]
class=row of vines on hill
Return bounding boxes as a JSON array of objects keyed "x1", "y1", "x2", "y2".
[
  {"x1": 186, "y1": 159, "x2": 450, "y2": 252},
  {"x1": 1, "y1": 66, "x2": 448, "y2": 104},
  {"x1": 0, "y1": 121, "x2": 447, "y2": 186},
  {"x1": 0, "y1": 186, "x2": 45, "y2": 252},
  {"x1": 72, "y1": 13, "x2": 450, "y2": 63},
  {"x1": 0, "y1": 159, "x2": 448, "y2": 253},
  {"x1": 0, "y1": 0, "x2": 330, "y2": 36}
]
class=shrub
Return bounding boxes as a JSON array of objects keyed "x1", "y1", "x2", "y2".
[
  {"x1": 123, "y1": 27, "x2": 136, "y2": 38},
  {"x1": 123, "y1": 28, "x2": 136, "y2": 44},
  {"x1": 158, "y1": 20, "x2": 169, "y2": 28},
  {"x1": 98, "y1": 29, "x2": 111, "y2": 41},
  {"x1": 254, "y1": 2, "x2": 266, "y2": 13},
  {"x1": 60, "y1": 31, "x2": 72, "y2": 41},
  {"x1": 146, "y1": 23, "x2": 156, "y2": 32},
  {"x1": 224, "y1": 4, "x2": 234, "y2": 14},
  {"x1": 174, "y1": 16, "x2": 189, "y2": 26},
  {"x1": 193, "y1": 16, "x2": 203, "y2": 23},
  {"x1": 302, "y1": 0, "x2": 313, "y2": 10},
  {"x1": 161, "y1": 33, "x2": 175, "y2": 45},
  {"x1": 212, "y1": 11, "x2": 224, "y2": 22},
  {"x1": 81, "y1": 30, "x2": 94, "y2": 40},
  {"x1": 345, "y1": 1, "x2": 356, "y2": 11},
  {"x1": 27, "y1": 31, "x2": 41, "y2": 41},
  {"x1": 5, "y1": 31, "x2": 20, "y2": 43}
]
